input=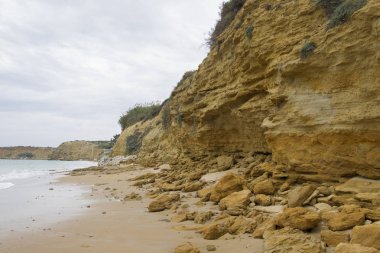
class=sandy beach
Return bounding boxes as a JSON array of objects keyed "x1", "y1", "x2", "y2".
[{"x1": 0, "y1": 164, "x2": 264, "y2": 253}]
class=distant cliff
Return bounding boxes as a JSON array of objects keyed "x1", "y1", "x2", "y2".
[
  {"x1": 0, "y1": 140, "x2": 110, "y2": 161},
  {"x1": 49, "y1": 141, "x2": 105, "y2": 161},
  {"x1": 0, "y1": 146, "x2": 55, "y2": 160}
]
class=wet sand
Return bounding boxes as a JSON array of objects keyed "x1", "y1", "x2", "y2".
[{"x1": 0, "y1": 165, "x2": 263, "y2": 253}]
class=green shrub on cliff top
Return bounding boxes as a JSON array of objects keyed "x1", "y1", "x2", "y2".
[
  {"x1": 327, "y1": 0, "x2": 367, "y2": 29},
  {"x1": 315, "y1": 0, "x2": 367, "y2": 29},
  {"x1": 118, "y1": 102, "x2": 161, "y2": 131},
  {"x1": 207, "y1": 0, "x2": 246, "y2": 47}
]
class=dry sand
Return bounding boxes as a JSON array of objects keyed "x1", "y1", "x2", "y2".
[{"x1": 0, "y1": 165, "x2": 263, "y2": 253}]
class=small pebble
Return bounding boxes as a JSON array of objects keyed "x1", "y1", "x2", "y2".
[{"x1": 207, "y1": 245, "x2": 216, "y2": 251}]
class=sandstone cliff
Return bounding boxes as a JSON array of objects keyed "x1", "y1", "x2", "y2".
[
  {"x1": 49, "y1": 140, "x2": 104, "y2": 161},
  {"x1": 0, "y1": 146, "x2": 55, "y2": 160},
  {"x1": 113, "y1": 0, "x2": 380, "y2": 179}
]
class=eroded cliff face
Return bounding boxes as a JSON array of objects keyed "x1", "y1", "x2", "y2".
[
  {"x1": 49, "y1": 141, "x2": 103, "y2": 161},
  {"x1": 113, "y1": 0, "x2": 380, "y2": 179}
]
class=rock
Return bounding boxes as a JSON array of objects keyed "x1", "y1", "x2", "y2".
[
  {"x1": 351, "y1": 224, "x2": 380, "y2": 250},
  {"x1": 355, "y1": 193, "x2": 380, "y2": 202},
  {"x1": 253, "y1": 205, "x2": 284, "y2": 214},
  {"x1": 275, "y1": 207, "x2": 321, "y2": 231},
  {"x1": 219, "y1": 190, "x2": 252, "y2": 215},
  {"x1": 182, "y1": 181, "x2": 205, "y2": 192},
  {"x1": 336, "y1": 177, "x2": 380, "y2": 194},
  {"x1": 197, "y1": 186, "x2": 213, "y2": 202},
  {"x1": 367, "y1": 209, "x2": 380, "y2": 221},
  {"x1": 148, "y1": 193, "x2": 180, "y2": 212},
  {"x1": 320, "y1": 230, "x2": 350, "y2": 246},
  {"x1": 335, "y1": 243, "x2": 380, "y2": 253},
  {"x1": 123, "y1": 192, "x2": 142, "y2": 201},
  {"x1": 252, "y1": 217, "x2": 276, "y2": 238},
  {"x1": 174, "y1": 242, "x2": 200, "y2": 253},
  {"x1": 325, "y1": 206, "x2": 366, "y2": 231},
  {"x1": 206, "y1": 245, "x2": 216, "y2": 251},
  {"x1": 254, "y1": 194, "x2": 272, "y2": 206},
  {"x1": 253, "y1": 180, "x2": 275, "y2": 195},
  {"x1": 228, "y1": 216, "x2": 256, "y2": 235},
  {"x1": 199, "y1": 223, "x2": 228, "y2": 240},
  {"x1": 209, "y1": 173, "x2": 243, "y2": 203},
  {"x1": 288, "y1": 185, "x2": 316, "y2": 208},
  {"x1": 216, "y1": 155, "x2": 234, "y2": 171},
  {"x1": 317, "y1": 186, "x2": 333, "y2": 196},
  {"x1": 194, "y1": 211, "x2": 214, "y2": 224},
  {"x1": 158, "y1": 164, "x2": 171, "y2": 171},
  {"x1": 314, "y1": 203, "x2": 332, "y2": 212},
  {"x1": 172, "y1": 212, "x2": 189, "y2": 223},
  {"x1": 263, "y1": 227, "x2": 323, "y2": 253},
  {"x1": 98, "y1": 155, "x2": 136, "y2": 166}
]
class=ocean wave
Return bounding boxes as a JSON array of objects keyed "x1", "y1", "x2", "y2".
[
  {"x1": 0, "y1": 170, "x2": 47, "y2": 182},
  {"x1": 0, "y1": 182, "x2": 15, "y2": 190}
]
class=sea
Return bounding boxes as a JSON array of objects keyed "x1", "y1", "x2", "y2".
[{"x1": 0, "y1": 159, "x2": 97, "y2": 237}]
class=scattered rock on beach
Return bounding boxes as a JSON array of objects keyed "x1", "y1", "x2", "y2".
[
  {"x1": 148, "y1": 193, "x2": 180, "y2": 212},
  {"x1": 206, "y1": 245, "x2": 216, "y2": 251},
  {"x1": 219, "y1": 190, "x2": 251, "y2": 215},
  {"x1": 351, "y1": 224, "x2": 380, "y2": 250},
  {"x1": 287, "y1": 185, "x2": 315, "y2": 207},
  {"x1": 209, "y1": 173, "x2": 243, "y2": 203},
  {"x1": 320, "y1": 230, "x2": 350, "y2": 246},
  {"x1": 324, "y1": 205, "x2": 366, "y2": 231},
  {"x1": 174, "y1": 242, "x2": 200, "y2": 253},
  {"x1": 335, "y1": 243, "x2": 380, "y2": 253},
  {"x1": 263, "y1": 227, "x2": 323, "y2": 253},
  {"x1": 275, "y1": 207, "x2": 320, "y2": 231},
  {"x1": 253, "y1": 180, "x2": 275, "y2": 195}
]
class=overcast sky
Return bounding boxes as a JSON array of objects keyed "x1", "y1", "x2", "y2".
[{"x1": 0, "y1": 0, "x2": 224, "y2": 147}]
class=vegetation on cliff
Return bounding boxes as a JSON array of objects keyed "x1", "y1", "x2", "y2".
[
  {"x1": 207, "y1": 0, "x2": 246, "y2": 47},
  {"x1": 316, "y1": 0, "x2": 368, "y2": 29},
  {"x1": 118, "y1": 102, "x2": 161, "y2": 131}
]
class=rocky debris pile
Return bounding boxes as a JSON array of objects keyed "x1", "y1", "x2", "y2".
[
  {"x1": 127, "y1": 156, "x2": 380, "y2": 252},
  {"x1": 98, "y1": 155, "x2": 137, "y2": 166}
]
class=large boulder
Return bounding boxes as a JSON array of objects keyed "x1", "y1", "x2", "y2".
[
  {"x1": 199, "y1": 223, "x2": 228, "y2": 240},
  {"x1": 351, "y1": 224, "x2": 380, "y2": 250},
  {"x1": 209, "y1": 173, "x2": 244, "y2": 203},
  {"x1": 219, "y1": 190, "x2": 252, "y2": 215},
  {"x1": 275, "y1": 207, "x2": 321, "y2": 231},
  {"x1": 148, "y1": 193, "x2": 180, "y2": 212},
  {"x1": 287, "y1": 185, "x2": 316, "y2": 207},
  {"x1": 335, "y1": 243, "x2": 379, "y2": 253},
  {"x1": 263, "y1": 227, "x2": 323, "y2": 253},
  {"x1": 199, "y1": 215, "x2": 236, "y2": 240},
  {"x1": 324, "y1": 205, "x2": 366, "y2": 231}
]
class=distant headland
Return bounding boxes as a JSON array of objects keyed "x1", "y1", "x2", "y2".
[{"x1": 0, "y1": 140, "x2": 112, "y2": 161}]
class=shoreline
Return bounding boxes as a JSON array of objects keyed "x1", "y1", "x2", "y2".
[{"x1": 0, "y1": 164, "x2": 264, "y2": 253}]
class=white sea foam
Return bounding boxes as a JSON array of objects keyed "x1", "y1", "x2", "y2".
[{"x1": 0, "y1": 182, "x2": 14, "y2": 190}]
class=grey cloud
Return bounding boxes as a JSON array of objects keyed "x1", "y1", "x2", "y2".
[{"x1": 0, "y1": 0, "x2": 224, "y2": 146}]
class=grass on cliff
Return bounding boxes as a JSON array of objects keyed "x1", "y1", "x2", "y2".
[
  {"x1": 207, "y1": 0, "x2": 246, "y2": 47},
  {"x1": 176, "y1": 70, "x2": 195, "y2": 88},
  {"x1": 118, "y1": 102, "x2": 161, "y2": 131},
  {"x1": 300, "y1": 42, "x2": 317, "y2": 59},
  {"x1": 315, "y1": 0, "x2": 367, "y2": 29}
]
